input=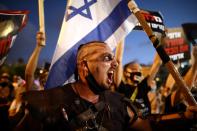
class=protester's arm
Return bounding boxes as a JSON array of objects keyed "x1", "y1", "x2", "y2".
[
  {"x1": 9, "y1": 33, "x2": 46, "y2": 121},
  {"x1": 147, "y1": 53, "x2": 162, "y2": 88},
  {"x1": 131, "y1": 118, "x2": 152, "y2": 131},
  {"x1": 171, "y1": 46, "x2": 197, "y2": 105},
  {"x1": 182, "y1": 46, "x2": 197, "y2": 88},
  {"x1": 114, "y1": 40, "x2": 124, "y2": 89},
  {"x1": 154, "y1": 105, "x2": 197, "y2": 121},
  {"x1": 132, "y1": 104, "x2": 197, "y2": 126},
  {"x1": 127, "y1": 107, "x2": 152, "y2": 131},
  {"x1": 164, "y1": 60, "x2": 182, "y2": 91},
  {"x1": 162, "y1": 59, "x2": 182, "y2": 97},
  {"x1": 25, "y1": 32, "x2": 45, "y2": 91},
  {"x1": 164, "y1": 74, "x2": 175, "y2": 95}
]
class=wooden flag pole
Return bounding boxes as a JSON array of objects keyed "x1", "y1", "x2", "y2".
[
  {"x1": 127, "y1": 0, "x2": 197, "y2": 106},
  {"x1": 38, "y1": 0, "x2": 46, "y2": 46}
]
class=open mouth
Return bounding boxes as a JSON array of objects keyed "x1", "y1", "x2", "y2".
[{"x1": 107, "y1": 70, "x2": 114, "y2": 85}]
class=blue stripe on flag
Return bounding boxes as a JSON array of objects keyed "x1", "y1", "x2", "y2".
[{"x1": 45, "y1": 0, "x2": 132, "y2": 89}]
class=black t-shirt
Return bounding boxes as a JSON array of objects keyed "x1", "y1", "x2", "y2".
[
  {"x1": 21, "y1": 84, "x2": 132, "y2": 131},
  {"x1": 117, "y1": 77, "x2": 151, "y2": 117}
]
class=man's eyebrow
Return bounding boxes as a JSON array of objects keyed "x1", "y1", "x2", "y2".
[
  {"x1": 102, "y1": 52, "x2": 114, "y2": 57},
  {"x1": 105, "y1": 52, "x2": 113, "y2": 55}
]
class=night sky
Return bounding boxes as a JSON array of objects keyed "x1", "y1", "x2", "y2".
[{"x1": 0, "y1": 0, "x2": 197, "y2": 66}]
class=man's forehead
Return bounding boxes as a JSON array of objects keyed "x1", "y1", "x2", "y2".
[
  {"x1": 83, "y1": 42, "x2": 108, "y2": 50},
  {"x1": 126, "y1": 63, "x2": 141, "y2": 71},
  {"x1": 77, "y1": 42, "x2": 111, "y2": 60}
]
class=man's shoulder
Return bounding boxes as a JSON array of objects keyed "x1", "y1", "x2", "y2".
[
  {"x1": 103, "y1": 90, "x2": 126, "y2": 105},
  {"x1": 46, "y1": 83, "x2": 74, "y2": 95},
  {"x1": 56, "y1": 83, "x2": 77, "y2": 99},
  {"x1": 104, "y1": 90, "x2": 124, "y2": 98},
  {"x1": 61, "y1": 83, "x2": 73, "y2": 92}
]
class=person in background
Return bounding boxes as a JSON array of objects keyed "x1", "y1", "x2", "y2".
[
  {"x1": 116, "y1": 53, "x2": 162, "y2": 118},
  {"x1": 157, "y1": 45, "x2": 197, "y2": 131},
  {"x1": 25, "y1": 31, "x2": 46, "y2": 91},
  {"x1": 8, "y1": 32, "x2": 46, "y2": 131},
  {"x1": 141, "y1": 45, "x2": 197, "y2": 131},
  {"x1": 0, "y1": 72, "x2": 11, "y2": 83},
  {"x1": 0, "y1": 81, "x2": 14, "y2": 131},
  {"x1": 147, "y1": 80, "x2": 164, "y2": 114}
]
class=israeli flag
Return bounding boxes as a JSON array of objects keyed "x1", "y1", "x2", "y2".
[{"x1": 45, "y1": 0, "x2": 138, "y2": 89}]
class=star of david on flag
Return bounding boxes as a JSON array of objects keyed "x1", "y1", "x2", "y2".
[
  {"x1": 45, "y1": 0, "x2": 138, "y2": 89},
  {"x1": 66, "y1": 0, "x2": 97, "y2": 21}
]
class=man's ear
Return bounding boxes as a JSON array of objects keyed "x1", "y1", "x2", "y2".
[
  {"x1": 77, "y1": 60, "x2": 88, "y2": 82},
  {"x1": 80, "y1": 60, "x2": 89, "y2": 77},
  {"x1": 82, "y1": 60, "x2": 88, "y2": 71}
]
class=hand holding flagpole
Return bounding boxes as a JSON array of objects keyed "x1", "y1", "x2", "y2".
[
  {"x1": 25, "y1": 0, "x2": 46, "y2": 90},
  {"x1": 38, "y1": 0, "x2": 46, "y2": 46},
  {"x1": 127, "y1": 0, "x2": 197, "y2": 106}
]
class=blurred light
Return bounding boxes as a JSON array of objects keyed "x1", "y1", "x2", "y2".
[
  {"x1": 39, "y1": 69, "x2": 43, "y2": 74},
  {"x1": 156, "y1": 77, "x2": 160, "y2": 82},
  {"x1": 0, "y1": 20, "x2": 14, "y2": 37}
]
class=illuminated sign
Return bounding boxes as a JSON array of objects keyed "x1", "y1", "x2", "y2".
[
  {"x1": 134, "y1": 9, "x2": 165, "y2": 34},
  {"x1": 163, "y1": 28, "x2": 190, "y2": 62}
]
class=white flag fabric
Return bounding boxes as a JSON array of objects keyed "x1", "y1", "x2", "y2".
[{"x1": 45, "y1": 0, "x2": 138, "y2": 89}]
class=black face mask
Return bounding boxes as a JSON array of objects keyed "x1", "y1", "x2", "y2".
[
  {"x1": 85, "y1": 70, "x2": 105, "y2": 95},
  {"x1": 129, "y1": 72, "x2": 142, "y2": 84},
  {"x1": 85, "y1": 62, "x2": 105, "y2": 95}
]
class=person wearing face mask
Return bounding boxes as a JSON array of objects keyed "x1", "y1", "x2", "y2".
[
  {"x1": 11, "y1": 41, "x2": 154, "y2": 131},
  {"x1": 117, "y1": 62, "x2": 151, "y2": 118},
  {"x1": 116, "y1": 53, "x2": 162, "y2": 119}
]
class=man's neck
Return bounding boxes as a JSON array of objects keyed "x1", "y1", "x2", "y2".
[{"x1": 73, "y1": 81, "x2": 99, "y2": 104}]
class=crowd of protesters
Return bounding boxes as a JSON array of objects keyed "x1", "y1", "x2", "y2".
[
  {"x1": 0, "y1": 60, "x2": 49, "y2": 130},
  {"x1": 0, "y1": 32, "x2": 196, "y2": 131}
]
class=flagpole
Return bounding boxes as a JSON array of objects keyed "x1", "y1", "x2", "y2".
[
  {"x1": 65, "y1": 0, "x2": 71, "y2": 18},
  {"x1": 127, "y1": 0, "x2": 197, "y2": 106},
  {"x1": 38, "y1": 0, "x2": 45, "y2": 46}
]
